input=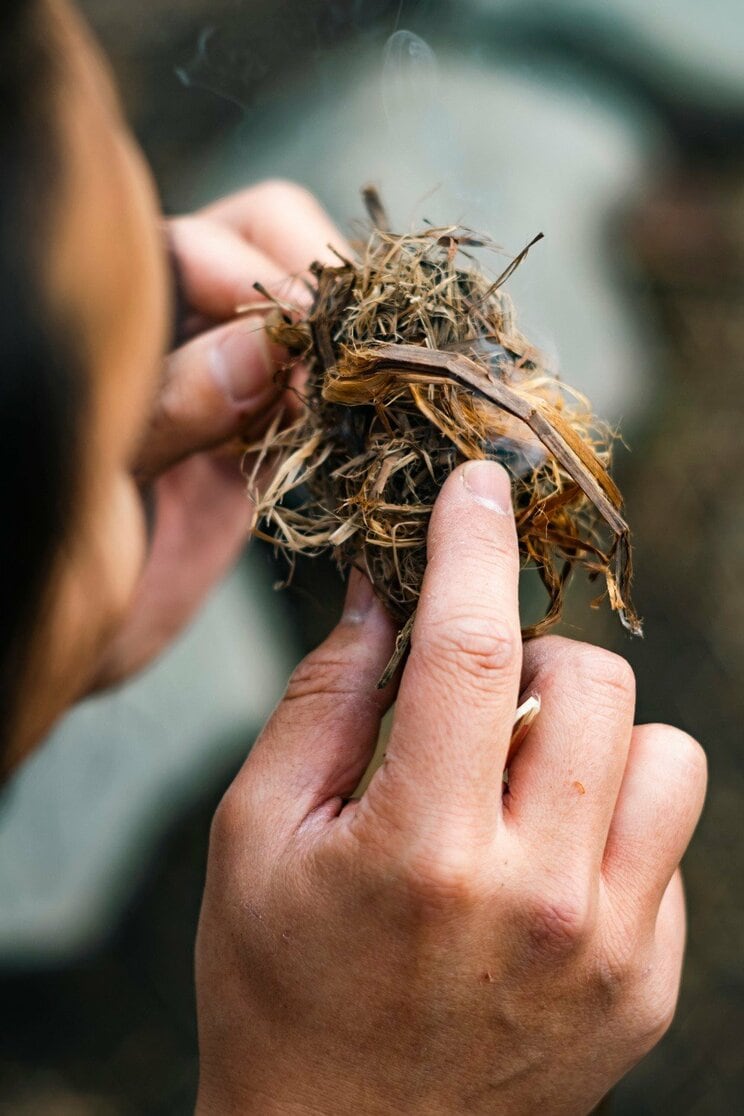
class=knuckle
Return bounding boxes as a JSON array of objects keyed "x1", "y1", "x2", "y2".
[
  {"x1": 418, "y1": 613, "x2": 518, "y2": 689},
  {"x1": 521, "y1": 633, "x2": 566, "y2": 673},
  {"x1": 635, "y1": 725, "x2": 708, "y2": 806},
  {"x1": 397, "y1": 845, "x2": 484, "y2": 913},
  {"x1": 255, "y1": 178, "x2": 318, "y2": 212},
  {"x1": 169, "y1": 213, "x2": 212, "y2": 250},
  {"x1": 153, "y1": 376, "x2": 187, "y2": 432},
  {"x1": 592, "y1": 956, "x2": 634, "y2": 1005},
  {"x1": 571, "y1": 643, "x2": 636, "y2": 706},
  {"x1": 168, "y1": 213, "x2": 196, "y2": 236},
  {"x1": 159, "y1": 335, "x2": 229, "y2": 421},
  {"x1": 592, "y1": 929, "x2": 680, "y2": 1053},
  {"x1": 683, "y1": 734, "x2": 708, "y2": 782},
  {"x1": 522, "y1": 889, "x2": 592, "y2": 958},
  {"x1": 633, "y1": 982, "x2": 679, "y2": 1052},
  {"x1": 284, "y1": 647, "x2": 352, "y2": 705},
  {"x1": 591, "y1": 937, "x2": 638, "y2": 1005},
  {"x1": 209, "y1": 783, "x2": 245, "y2": 850},
  {"x1": 664, "y1": 726, "x2": 708, "y2": 789}
]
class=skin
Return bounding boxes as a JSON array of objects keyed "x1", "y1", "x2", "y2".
[
  {"x1": 11, "y1": 2, "x2": 340, "y2": 760},
  {"x1": 11, "y1": 3, "x2": 707, "y2": 1113},
  {"x1": 195, "y1": 476, "x2": 705, "y2": 1115}
]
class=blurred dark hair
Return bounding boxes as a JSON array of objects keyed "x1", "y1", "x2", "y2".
[{"x1": 0, "y1": 0, "x2": 85, "y2": 765}]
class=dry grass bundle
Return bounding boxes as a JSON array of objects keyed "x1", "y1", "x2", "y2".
[{"x1": 249, "y1": 190, "x2": 641, "y2": 685}]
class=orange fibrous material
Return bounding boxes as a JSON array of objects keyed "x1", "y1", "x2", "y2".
[{"x1": 248, "y1": 191, "x2": 641, "y2": 684}]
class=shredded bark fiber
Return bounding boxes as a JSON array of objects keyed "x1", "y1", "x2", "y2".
[{"x1": 249, "y1": 190, "x2": 642, "y2": 686}]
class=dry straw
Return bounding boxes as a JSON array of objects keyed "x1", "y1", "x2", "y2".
[{"x1": 248, "y1": 189, "x2": 641, "y2": 685}]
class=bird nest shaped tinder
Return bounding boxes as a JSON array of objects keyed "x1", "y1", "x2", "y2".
[{"x1": 249, "y1": 190, "x2": 641, "y2": 686}]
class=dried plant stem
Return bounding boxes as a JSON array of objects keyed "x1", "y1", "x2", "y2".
[{"x1": 249, "y1": 190, "x2": 641, "y2": 685}]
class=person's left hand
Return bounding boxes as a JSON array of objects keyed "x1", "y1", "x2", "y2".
[{"x1": 92, "y1": 181, "x2": 343, "y2": 688}]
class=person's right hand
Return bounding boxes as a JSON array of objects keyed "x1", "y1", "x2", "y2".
[{"x1": 195, "y1": 460, "x2": 706, "y2": 1116}]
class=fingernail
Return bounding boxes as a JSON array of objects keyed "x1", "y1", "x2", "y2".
[
  {"x1": 342, "y1": 569, "x2": 377, "y2": 623},
  {"x1": 210, "y1": 319, "x2": 276, "y2": 403},
  {"x1": 462, "y1": 460, "x2": 512, "y2": 513}
]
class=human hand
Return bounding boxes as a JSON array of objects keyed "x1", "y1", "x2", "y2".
[
  {"x1": 194, "y1": 460, "x2": 706, "y2": 1115},
  {"x1": 92, "y1": 181, "x2": 343, "y2": 687}
]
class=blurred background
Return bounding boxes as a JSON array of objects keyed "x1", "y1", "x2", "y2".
[{"x1": 1, "y1": 0, "x2": 742, "y2": 1111}]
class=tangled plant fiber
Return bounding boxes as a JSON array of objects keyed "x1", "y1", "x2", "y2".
[{"x1": 249, "y1": 190, "x2": 641, "y2": 685}]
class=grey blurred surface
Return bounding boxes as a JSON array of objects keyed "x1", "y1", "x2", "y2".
[
  {"x1": 0, "y1": 554, "x2": 297, "y2": 965},
  {"x1": 473, "y1": 0, "x2": 744, "y2": 104},
  {"x1": 191, "y1": 38, "x2": 659, "y2": 422}
]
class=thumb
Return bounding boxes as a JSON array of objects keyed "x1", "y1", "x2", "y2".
[
  {"x1": 135, "y1": 316, "x2": 284, "y2": 478},
  {"x1": 241, "y1": 571, "x2": 397, "y2": 830}
]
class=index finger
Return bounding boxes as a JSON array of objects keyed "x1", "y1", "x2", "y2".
[
  {"x1": 200, "y1": 179, "x2": 350, "y2": 276},
  {"x1": 168, "y1": 215, "x2": 310, "y2": 321},
  {"x1": 366, "y1": 461, "x2": 522, "y2": 836}
]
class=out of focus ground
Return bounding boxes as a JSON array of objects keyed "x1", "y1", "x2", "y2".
[{"x1": 1, "y1": 2, "x2": 743, "y2": 1112}]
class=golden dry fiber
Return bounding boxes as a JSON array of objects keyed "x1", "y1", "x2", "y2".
[{"x1": 248, "y1": 190, "x2": 641, "y2": 686}]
